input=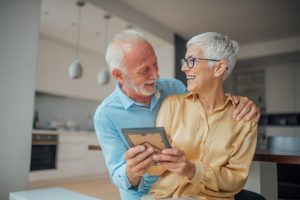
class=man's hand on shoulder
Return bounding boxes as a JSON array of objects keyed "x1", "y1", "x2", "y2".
[{"x1": 231, "y1": 95, "x2": 260, "y2": 123}]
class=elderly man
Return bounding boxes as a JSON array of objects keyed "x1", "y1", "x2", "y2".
[{"x1": 94, "y1": 30, "x2": 259, "y2": 200}]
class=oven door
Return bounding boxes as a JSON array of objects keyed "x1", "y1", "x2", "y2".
[{"x1": 30, "y1": 134, "x2": 58, "y2": 171}]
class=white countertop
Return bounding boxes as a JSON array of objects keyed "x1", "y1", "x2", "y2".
[
  {"x1": 10, "y1": 187, "x2": 99, "y2": 200},
  {"x1": 32, "y1": 129, "x2": 96, "y2": 136}
]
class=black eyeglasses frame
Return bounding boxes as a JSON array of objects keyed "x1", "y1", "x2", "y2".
[{"x1": 180, "y1": 57, "x2": 220, "y2": 68}]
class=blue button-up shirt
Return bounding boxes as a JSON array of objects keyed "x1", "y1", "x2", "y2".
[{"x1": 94, "y1": 78, "x2": 186, "y2": 200}]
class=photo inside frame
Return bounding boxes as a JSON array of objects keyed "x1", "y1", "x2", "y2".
[{"x1": 127, "y1": 132, "x2": 166, "y2": 153}]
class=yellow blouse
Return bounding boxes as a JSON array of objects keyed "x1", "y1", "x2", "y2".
[{"x1": 149, "y1": 93, "x2": 257, "y2": 200}]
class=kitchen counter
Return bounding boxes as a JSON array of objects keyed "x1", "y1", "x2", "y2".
[
  {"x1": 89, "y1": 144, "x2": 300, "y2": 164},
  {"x1": 32, "y1": 129, "x2": 96, "y2": 136},
  {"x1": 254, "y1": 148, "x2": 300, "y2": 164},
  {"x1": 254, "y1": 136, "x2": 300, "y2": 164}
]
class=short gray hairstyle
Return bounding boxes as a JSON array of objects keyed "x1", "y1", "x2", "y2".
[
  {"x1": 187, "y1": 32, "x2": 239, "y2": 80},
  {"x1": 105, "y1": 29, "x2": 146, "y2": 72}
]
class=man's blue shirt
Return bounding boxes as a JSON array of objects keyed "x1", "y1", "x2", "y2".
[{"x1": 94, "y1": 78, "x2": 186, "y2": 200}]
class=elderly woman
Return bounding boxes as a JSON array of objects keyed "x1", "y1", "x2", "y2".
[{"x1": 146, "y1": 32, "x2": 257, "y2": 200}]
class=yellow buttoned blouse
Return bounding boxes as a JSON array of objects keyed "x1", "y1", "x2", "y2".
[{"x1": 149, "y1": 93, "x2": 257, "y2": 200}]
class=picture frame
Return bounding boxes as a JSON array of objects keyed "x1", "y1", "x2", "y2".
[{"x1": 121, "y1": 127, "x2": 171, "y2": 153}]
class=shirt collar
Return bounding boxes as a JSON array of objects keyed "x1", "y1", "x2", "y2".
[
  {"x1": 115, "y1": 83, "x2": 135, "y2": 109},
  {"x1": 115, "y1": 83, "x2": 162, "y2": 110},
  {"x1": 185, "y1": 92, "x2": 236, "y2": 111}
]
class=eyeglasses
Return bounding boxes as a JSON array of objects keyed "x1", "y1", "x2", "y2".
[{"x1": 180, "y1": 57, "x2": 220, "y2": 68}]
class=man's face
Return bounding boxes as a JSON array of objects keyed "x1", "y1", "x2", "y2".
[{"x1": 121, "y1": 41, "x2": 159, "y2": 97}]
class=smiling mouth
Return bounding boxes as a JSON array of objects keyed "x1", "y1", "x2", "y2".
[
  {"x1": 186, "y1": 75, "x2": 196, "y2": 81},
  {"x1": 144, "y1": 82, "x2": 156, "y2": 88}
]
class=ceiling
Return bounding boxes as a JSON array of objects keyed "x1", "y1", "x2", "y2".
[
  {"x1": 119, "y1": 0, "x2": 300, "y2": 45},
  {"x1": 40, "y1": 0, "x2": 300, "y2": 56},
  {"x1": 40, "y1": 0, "x2": 170, "y2": 56}
]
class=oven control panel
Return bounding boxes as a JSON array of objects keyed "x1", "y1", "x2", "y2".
[{"x1": 32, "y1": 134, "x2": 58, "y2": 145}]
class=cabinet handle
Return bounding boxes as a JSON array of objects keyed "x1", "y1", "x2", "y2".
[{"x1": 88, "y1": 145, "x2": 101, "y2": 151}]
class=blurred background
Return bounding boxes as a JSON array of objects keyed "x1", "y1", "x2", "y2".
[{"x1": 1, "y1": 0, "x2": 300, "y2": 199}]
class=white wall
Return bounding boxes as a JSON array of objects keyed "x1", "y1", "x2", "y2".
[
  {"x1": 36, "y1": 37, "x2": 116, "y2": 101},
  {"x1": 239, "y1": 36, "x2": 300, "y2": 59},
  {"x1": 155, "y1": 44, "x2": 175, "y2": 78},
  {"x1": 0, "y1": 0, "x2": 41, "y2": 199}
]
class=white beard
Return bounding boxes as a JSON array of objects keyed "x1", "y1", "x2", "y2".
[{"x1": 123, "y1": 76, "x2": 156, "y2": 96}]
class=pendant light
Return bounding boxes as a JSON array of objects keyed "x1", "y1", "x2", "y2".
[
  {"x1": 68, "y1": 1, "x2": 85, "y2": 79},
  {"x1": 97, "y1": 14, "x2": 111, "y2": 85}
]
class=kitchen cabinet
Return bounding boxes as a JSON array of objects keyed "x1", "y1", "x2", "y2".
[
  {"x1": 29, "y1": 131, "x2": 108, "y2": 183},
  {"x1": 58, "y1": 134, "x2": 86, "y2": 178},
  {"x1": 231, "y1": 61, "x2": 300, "y2": 138},
  {"x1": 58, "y1": 132, "x2": 108, "y2": 179},
  {"x1": 265, "y1": 63, "x2": 296, "y2": 113},
  {"x1": 233, "y1": 58, "x2": 300, "y2": 113},
  {"x1": 234, "y1": 70, "x2": 265, "y2": 112},
  {"x1": 84, "y1": 136, "x2": 107, "y2": 176},
  {"x1": 295, "y1": 65, "x2": 300, "y2": 112}
]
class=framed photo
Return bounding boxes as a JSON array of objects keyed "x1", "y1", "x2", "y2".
[{"x1": 122, "y1": 127, "x2": 171, "y2": 153}]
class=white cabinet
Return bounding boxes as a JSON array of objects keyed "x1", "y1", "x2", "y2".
[
  {"x1": 265, "y1": 63, "x2": 296, "y2": 113},
  {"x1": 59, "y1": 134, "x2": 86, "y2": 160},
  {"x1": 58, "y1": 134, "x2": 87, "y2": 178},
  {"x1": 84, "y1": 136, "x2": 107, "y2": 176},
  {"x1": 58, "y1": 133, "x2": 108, "y2": 178},
  {"x1": 234, "y1": 60, "x2": 300, "y2": 113}
]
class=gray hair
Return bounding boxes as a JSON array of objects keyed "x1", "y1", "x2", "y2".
[
  {"x1": 105, "y1": 29, "x2": 146, "y2": 72},
  {"x1": 187, "y1": 32, "x2": 239, "y2": 80}
]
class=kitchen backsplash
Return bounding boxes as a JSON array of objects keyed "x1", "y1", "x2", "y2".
[
  {"x1": 34, "y1": 92, "x2": 101, "y2": 131},
  {"x1": 259, "y1": 113, "x2": 300, "y2": 126}
]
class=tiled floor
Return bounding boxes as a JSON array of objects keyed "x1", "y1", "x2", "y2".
[{"x1": 29, "y1": 177, "x2": 120, "y2": 200}]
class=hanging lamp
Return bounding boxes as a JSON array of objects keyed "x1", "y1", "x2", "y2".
[
  {"x1": 97, "y1": 14, "x2": 111, "y2": 85},
  {"x1": 68, "y1": 1, "x2": 85, "y2": 79}
]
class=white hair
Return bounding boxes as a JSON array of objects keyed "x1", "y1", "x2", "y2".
[
  {"x1": 187, "y1": 32, "x2": 239, "y2": 80},
  {"x1": 105, "y1": 29, "x2": 146, "y2": 73}
]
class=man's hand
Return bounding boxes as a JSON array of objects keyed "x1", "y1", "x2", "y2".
[
  {"x1": 231, "y1": 95, "x2": 260, "y2": 123},
  {"x1": 153, "y1": 144, "x2": 195, "y2": 180},
  {"x1": 124, "y1": 145, "x2": 154, "y2": 187}
]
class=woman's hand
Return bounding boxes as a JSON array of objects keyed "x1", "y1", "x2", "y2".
[{"x1": 153, "y1": 144, "x2": 195, "y2": 179}]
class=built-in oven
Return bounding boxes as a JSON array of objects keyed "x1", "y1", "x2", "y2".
[{"x1": 30, "y1": 133, "x2": 58, "y2": 171}]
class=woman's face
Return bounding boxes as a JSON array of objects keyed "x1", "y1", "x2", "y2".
[{"x1": 181, "y1": 45, "x2": 215, "y2": 93}]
